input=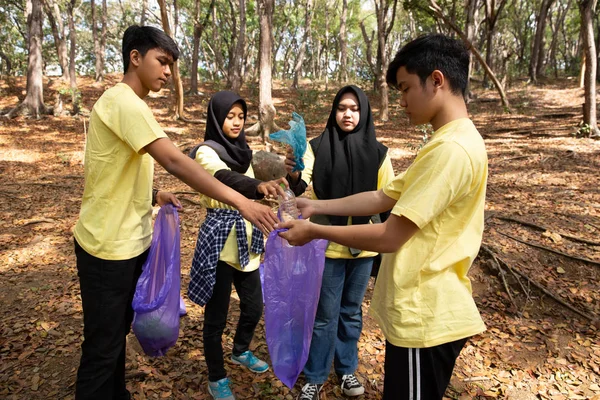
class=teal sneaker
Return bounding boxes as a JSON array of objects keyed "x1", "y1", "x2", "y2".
[
  {"x1": 207, "y1": 377, "x2": 236, "y2": 400},
  {"x1": 231, "y1": 350, "x2": 269, "y2": 373}
]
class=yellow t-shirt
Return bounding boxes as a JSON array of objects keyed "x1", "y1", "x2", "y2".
[
  {"x1": 372, "y1": 118, "x2": 487, "y2": 348},
  {"x1": 194, "y1": 146, "x2": 262, "y2": 272},
  {"x1": 300, "y1": 144, "x2": 395, "y2": 259},
  {"x1": 73, "y1": 83, "x2": 167, "y2": 260}
]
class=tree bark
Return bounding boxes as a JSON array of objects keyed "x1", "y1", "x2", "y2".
[
  {"x1": 465, "y1": 0, "x2": 479, "y2": 100},
  {"x1": 429, "y1": 0, "x2": 511, "y2": 110},
  {"x1": 0, "y1": 50, "x2": 12, "y2": 75},
  {"x1": 338, "y1": 0, "x2": 348, "y2": 83},
  {"x1": 579, "y1": 0, "x2": 600, "y2": 137},
  {"x1": 374, "y1": 0, "x2": 398, "y2": 122},
  {"x1": 42, "y1": 0, "x2": 69, "y2": 82},
  {"x1": 529, "y1": 0, "x2": 554, "y2": 83},
  {"x1": 67, "y1": 0, "x2": 79, "y2": 114},
  {"x1": 6, "y1": 0, "x2": 50, "y2": 118},
  {"x1": 140, "y1": 0, "x2": 147, "y2": 25},
  {"x1": 292, "y1": 0, "x2": 314, "y2": 89},
  {"x1": 482, "y1": 0, "x2": 508, "y2": 87},
  {"x1": 158, "y1": 0, "x2": 185, "y2": 120},
  {"x1": 246, "y1": 0, "x2": 279, "y2": 142},
  {"x1": 227, "y1": 0, "x2": 246, "y2": 92},
  {"x1": 189, "y1": 0, "x2": 213, "y2": 95}
]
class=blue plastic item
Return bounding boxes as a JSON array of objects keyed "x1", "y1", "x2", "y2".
[
  {"x1": 260, "y1": 223, "x2": 327, "y2": 388},
  {"x1": 132, "y1": 204, "x2": 181, "y2": 357},
  {"x1": 269, "y1": 112, "x2": 307, "y2": 172}
]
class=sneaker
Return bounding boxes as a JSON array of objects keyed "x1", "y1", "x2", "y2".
[
  {"x1": 340, "y1": 374, "x2": 364, "y2": 396},
  {"x1": 207, "y1": 377, "x2": 236, "y2": 400},
  {"x1": 231, "y1": 350, "x2": 269, "y2": 373},
  {"x1": 297, "y1": 383, "x2": 322, "y2": 400}
]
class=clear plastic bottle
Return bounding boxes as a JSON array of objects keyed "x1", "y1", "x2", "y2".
[{"x1": 278, "y1": 184, "x2": 299, "y2": 222}]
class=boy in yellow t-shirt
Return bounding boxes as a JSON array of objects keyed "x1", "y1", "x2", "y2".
[
  {"x1": 278, "y1": 34, "x2": 488, "y2": 400},
  {"x1": 73, "y1": 26, "x2": 279, "y2": 400}
]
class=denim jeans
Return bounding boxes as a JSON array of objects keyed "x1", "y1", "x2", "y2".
[
  {"x1": 74, "y1": 239, "x2": 147, "y2": 400},
  {"x1": 303, "y1": 256, "x2": 374, "y2": 384}
]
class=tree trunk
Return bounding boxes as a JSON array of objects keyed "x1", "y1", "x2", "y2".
[
  {"x1": 189, "y1": 0, "x2": 213, "y2": 95},
  {"x1": 91, "y1": 0, "x2": 101, "y2": 82},
  {"x1": 67, "y1": 0, "x2": 79, "y2": 114},
  {"x1": 482, "y1": 0, "x2": 508, "y2": 87},
  {"x1": 429, "y1": 0, "x2": 511, "y2": 110},
  {"x1": 228, "y1": 0, "x2": 246, "y2": 92},
  {"x1": 374, "y1": 0, "x2": 398, "y2": 122},
  {"x1": 324, "y1": 0, "x2": 329, "y2": 89},
  {"x1": 158, "y1": 0, "x2": 184, "y2": 120},
  {"x1": 292, "y1": 0, "x2": 314, "y2": 89},
  {"x1": 140, "y1": 0, "x2": 147, "y2": 25},
  {"x1": 529, "y1": 0, "x2": 554, "y2": 83},
  {"x1": 339, "y1": 0, "x2": 348, "y2": 83},
  {"x1": 0, "y1": 51, "x2": 12, "y2": 75},
  {"x1": 99, "y1": 0, "x2": 106, "y2": 82},
  {"x1": 465, "y1": 0, "x2": 479, "y2": 99},
  {"x1": 548, "y1": 0, "x2": 570, "y2": 78},
  {"x1": 246, "y1": 0, "x2": 279, "y2": 142},
  {"x1": 42, "y1": 0, "x2": 69, "y2": 82},
  {"x1": 579, "y1": 0, "x2": 600, "y2": 137},
  {"x1": 6, "y1": 0, "x2": 49, "y2": 118}
]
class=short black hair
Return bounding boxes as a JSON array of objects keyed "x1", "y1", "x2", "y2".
[
  {"x1": 122, "y1": 25, "x2": 180, "y2": 73},
  {"x1": 386, "y1": 34, "x2": 469, "y2": 98}
]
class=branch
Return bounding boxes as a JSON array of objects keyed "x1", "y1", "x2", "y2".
[
  {"x1": 495, "y1": 215, "x2": 600, "y2": 246},
  {"x1": 497, "y1": 231, "x2": 600, "y2": 266}
]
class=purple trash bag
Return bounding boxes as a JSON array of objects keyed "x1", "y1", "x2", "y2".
[
  {"x1": 132, "y1": 204, "x2": 181, "y2": 357},
  {"x1": 260, "y1": 228, "x2": 327, "y2": 389}
]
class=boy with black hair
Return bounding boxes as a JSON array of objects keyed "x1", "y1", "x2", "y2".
[
  {"x1": 278, "y1": 33, "x2": 488, "y2": 400},
  {"x1": 73, "y1": 25, "x2": 279, "y2": 400}
]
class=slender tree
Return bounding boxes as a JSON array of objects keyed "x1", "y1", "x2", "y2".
[
  {"x1": 158, "y1": 0, "x2": 185, "y2": 120},
  {"x1": 374, "y1": 0, "x2": 398, "y2": 121},
  {"x1": 338, "y1": 0, "x2": 348, "y2": 83},
  {"x1": 529, "y1": 0, "x2": 555, "y2": 83},
  {"x1": 246, "y1": 0, "x2": 280, "y2": 141},
  {"x1": 189, "y1": 0, "x2": 214, "y2": 95},
  {"x1": 227, "y1": 0, "x2": 246, "y2": 92},
  {"x1": 6, "y1": 0, "x2": 50, "y2": 118},
  {"x1": 42, "y1": 0, "x2": 69, "y2": 82},
  {"x1": 292, "y1": 0, "x2": 314, "y2": 88},
  {"x1": 578, "y1": 0, "x2": 600, "y2": 137},
  {"x1": 67, "y1": 0, "x2": 79, "y2": 114}
]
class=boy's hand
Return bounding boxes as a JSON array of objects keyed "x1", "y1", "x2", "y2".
[
  {"x1": 277, "y1": 219, "x2": 314, "y2": 246},
  {"x1": 296, "y1": 197, "x2": 315, "y2": 219},
  {"x1": 284, "y1": 146, "x2": 301, "y2": 183},
  {"x1": 257, "y1": 177, "x2": 289, "y2": 200},
  {"x1": 238, "y1": 200, "x2": 278, "y2": 234},
  {"x1": 156, "y1": 191, "x2": 182, "y2": 209}
]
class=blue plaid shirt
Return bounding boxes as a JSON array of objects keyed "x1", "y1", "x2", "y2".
[{"x1": 188, "y1": 208, "x2": 264, "y2": 306}]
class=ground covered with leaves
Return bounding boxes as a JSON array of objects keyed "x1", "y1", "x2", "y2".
[{"x1": 0, "y1": 76, "x2": 599, "y2": 399}]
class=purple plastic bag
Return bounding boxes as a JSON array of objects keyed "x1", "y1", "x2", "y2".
[
  {"x1": 132, "y1": 204, "x2": 181, "y2": 357},
  {"x1": 260, "y1": 229, "x2": 327, "y2": 389}
]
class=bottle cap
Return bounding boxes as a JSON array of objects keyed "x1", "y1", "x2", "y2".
[{"x1": 279, "y1": 183, "x2": 286, "y2": 189}]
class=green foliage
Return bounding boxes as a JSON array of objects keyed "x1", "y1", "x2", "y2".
[
  {"x1": 407, "y1": 124, "x2": 433, "y2": 152},
  {"x1": 292, "y1": 87, "x2": 321, "y2": 124}
]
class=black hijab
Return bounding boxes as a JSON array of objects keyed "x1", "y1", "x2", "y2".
[
  {"x1": 310, "y1": 85, "x2": 388, "y2": 226},
  {"x1": 189, "y1": 91, "x2": 253, "y2": 173}
]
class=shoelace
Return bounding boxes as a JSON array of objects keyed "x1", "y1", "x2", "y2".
[
  {"x1": 212, "y1": 380, "x2": 233, "y2": 397},
  {"x1": 342, "y1": 374, "x2": 360, "y2": 388},
  {"x1": 300, "y1": 384, "x2": 319, "y2": 398}
]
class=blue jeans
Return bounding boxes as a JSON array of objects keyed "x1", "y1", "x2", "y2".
[{"x1": 303, "y1": 257, "x2": 374, "y2": 384}]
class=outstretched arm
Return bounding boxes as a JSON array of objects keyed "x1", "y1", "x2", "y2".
[
  {"x1": 297, "y1": 189, "x2": 397, "y2": 219},
  {"x1": 278, "y1": 213, "x2": 419, "y2": 253},
  {"x1": 145, "y1": 138, "x2": 278, "y2": 233}
]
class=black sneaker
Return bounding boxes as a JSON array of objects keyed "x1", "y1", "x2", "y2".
[
  {"x1": 297, "y1": 383, "x2": 322, "y2": 400},
  {"x1": 340, "y1": 374, "x2": 364, "y2": 396}
]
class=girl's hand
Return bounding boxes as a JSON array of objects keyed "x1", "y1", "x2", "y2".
[
  {"x1": 156, "y1": 191, "x2": 183, "y2": 209},
  {"x1": 257, "y1": 177, "x2": 289, "y2": 200},
  {"x1": 284, "y1": 146, "x2": 301, "y2": 183}
]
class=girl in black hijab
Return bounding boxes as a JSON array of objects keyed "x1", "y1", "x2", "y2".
[
  {"x1": 188, "y1": 91, "x2": 287, "y2": 399},
  {"x1": 284, "y1": 85, "x2": 394, "y2": 399}
]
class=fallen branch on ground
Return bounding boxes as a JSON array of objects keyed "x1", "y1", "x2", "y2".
[
  {"x1": 497, "y1": 231, "x2": 600, "y2": 266},
  {"x1": 495, "y1": 215, "x2": 600, "y2": 246},
  {"x1": 480, "y1": 244, "x2": 597, "y2": 322}
]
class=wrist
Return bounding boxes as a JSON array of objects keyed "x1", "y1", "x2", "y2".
[{"x1": 152, "y1": 189, "x2": 159, "y2": 206}]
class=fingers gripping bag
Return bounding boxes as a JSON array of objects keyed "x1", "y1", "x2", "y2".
[
  {"x1": 260, "y1": 220, "x2": 327, "y2": 389},
  {"x1": 132, "y1": 204, "x2": 182, "y2": 357},
  {"x1": 269, "y1": 112, "x2": 307, "y2": 172}
]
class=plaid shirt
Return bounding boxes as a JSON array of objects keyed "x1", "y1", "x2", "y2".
[{"x1": 188, "y1": 208, "x2": 264, "y2": 306}]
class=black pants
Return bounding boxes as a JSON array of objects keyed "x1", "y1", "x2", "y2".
[
  {"x1": 383, "y1": 337, "x2": 468, "y2": 400},
  {"x1": 74, "y1": 239, "x2": 148, "y2": 400},
  {"x1": 203, "y1": 260, "x2": 263, "y2": 382}
]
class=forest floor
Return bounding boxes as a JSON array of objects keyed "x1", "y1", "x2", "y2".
[{"x1": 0, "y1": 75, "x2": 599, "y2": 400}]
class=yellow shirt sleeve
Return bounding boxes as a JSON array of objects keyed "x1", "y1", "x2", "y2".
[{"x1": 384, "y1": 141, "x2": 473, "y2": 229}]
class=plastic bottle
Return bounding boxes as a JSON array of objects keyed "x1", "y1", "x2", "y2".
[{"x1": 278, "y1": 184, "x2": 299, "y2": 222}]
